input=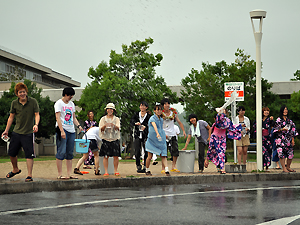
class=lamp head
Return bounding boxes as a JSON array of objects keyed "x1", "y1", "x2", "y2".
[{"x1": 250, "y1": 9, "x2": 266, "y2": 19}]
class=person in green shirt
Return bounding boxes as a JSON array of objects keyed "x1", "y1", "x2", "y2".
[{"x1": 2, "y1": 82, "x2": 40, "y2": 182}]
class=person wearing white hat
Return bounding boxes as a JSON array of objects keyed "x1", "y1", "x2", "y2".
[{"x1": 99, "y1": 103, "x2": 121, "y2": 176}]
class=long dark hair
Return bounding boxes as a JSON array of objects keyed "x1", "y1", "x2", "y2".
[{"x1": 279, "y1": 105, "x2": 288, "y2": 119}]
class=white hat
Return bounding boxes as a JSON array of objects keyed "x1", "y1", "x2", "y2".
[{"x1": 105, "y1": 103, "x2": 116, "y2": 110}]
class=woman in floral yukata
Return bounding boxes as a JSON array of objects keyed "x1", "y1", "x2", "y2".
[
  {"x1": 83, "y1": 110, "x2": 98, "y2": 169},
  {"x1": 205, "y1": 109, "x2": 242, "y2": 174},
  {"x1": 273, "y1": 105, "x2": 298, "y2": 173},
  {"x1": 253, "y1": 107, "x2": 275, "y2": 171}
]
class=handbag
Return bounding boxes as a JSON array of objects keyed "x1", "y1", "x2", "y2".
[{"x1": 262, "y1": 129, "x2": 269, "y2": 136}]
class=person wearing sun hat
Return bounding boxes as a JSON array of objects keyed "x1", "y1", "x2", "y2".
[{"x1": 99, "y1": 103, "x2": 121, "y2": 176}]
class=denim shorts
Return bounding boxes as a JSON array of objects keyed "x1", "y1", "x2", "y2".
[{"x1": 56, "y1": 129, "x2": 75, "y2": 160}]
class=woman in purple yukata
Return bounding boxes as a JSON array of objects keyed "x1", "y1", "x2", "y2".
[
  {"x1": 205, "y1": 109, "x2": 242, "y2": 174},
  {"x1": 253, "y1": 107, "x2": 275, "y2": 171},
  {"x1": 273, "y1": 105, "x2": 298, "y2": 173}
]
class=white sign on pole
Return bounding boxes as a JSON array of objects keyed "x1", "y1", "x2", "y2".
[{"x1": 224, "y1": 82, "x2": 244, "y2": 101}]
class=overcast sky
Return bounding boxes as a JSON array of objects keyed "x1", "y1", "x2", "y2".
[{"x1": 1, "y1": 0, "x2": 300, "y2": 90}]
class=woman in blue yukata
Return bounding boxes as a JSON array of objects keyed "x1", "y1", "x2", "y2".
[
  {"x1": 273, "y1": 105, "x2": 298, "y2": 173},
  {"x1": 145, "y1": 103, "x2": 170, "y2": 176},
  {"x1": 253, "y1": 107, "x2": 275, "y2": 171},
  {"x1": 205, "y1": 108, "x2": 242, "y2": 174}
]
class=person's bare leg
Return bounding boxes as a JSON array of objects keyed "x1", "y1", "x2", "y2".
[
  {"x1": 26, "y1": 158, "x2": 33, "y2": 177},
  {"x1": 56, "y1": 159, "x2": 63, "y2": 177},
  {"x1": 161, "y1": 156, "x2": 168, "y2": 170},
  {"x1": 276, "y1": 161, "x2": 280, "y2": 169},
  {"x1": 279, "y1": 158, "x2": 289, "y2": 172},
  {"x1": 146, "y1": 152, "x2": 153, "y2": 169},
  {"x1": 243, "y1": 146, "x2": 248, "y2": 164},
  {"x1": 172, "y1": 156, "x2": 178, "y2": 170},
  {"x1": 10, "y1": 156, "x2": 19, "y2": 173},
  {"x1": 286, "y1": 158, "x2": 293, "y2": 171},
  {"x1": 66, "y1": 159, "x2": 74, "y2": 178},
  {"x1": 75, "y1": 153, "x2": 89, "y2": 169},
  {"x1": 113, "y1": 156, "x2": 119, "y2": 173},
  {"x1": 94, "y1": 151, "x2": 99, "y2": 172},
  {"x1": 103, "y1": 157, "x2": 109, "y2": 174},
  {"x1": 237, "y1": 147, "x2": 242, "y2": 165}
]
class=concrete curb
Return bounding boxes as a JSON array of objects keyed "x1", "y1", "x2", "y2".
[{"x1": 1, "y1": 172, "x2": 300, "y2": 195}]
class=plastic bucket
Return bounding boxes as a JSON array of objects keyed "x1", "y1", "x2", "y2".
[
  {"x1": 99, "y1": 156, "x2": 114, "y2": 175},
  {"x1": 177, "y1": 150, "x2": 196, "y2": 173},
  {"x1": 75, "y1": 139, "x2": 90, "y2": 153}
]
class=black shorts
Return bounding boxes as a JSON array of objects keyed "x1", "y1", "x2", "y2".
[
  {"x1": 167, "y1": 136, "x2": 179, "y2": 157},
  {"x1": 89, "y1": 139, "x2": 99, "y2": 152},
  {"x1": 8, "y1": 132, "x2": 35, "y2": 159}
]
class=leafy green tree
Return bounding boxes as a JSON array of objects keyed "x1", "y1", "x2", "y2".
[
  {"x1": 290, "y1": 70, "x2": 300, "y2": 81},
  {"x1": 0, "y1": 65, "x2": 26, "y2": 81},
  {"x1": 180, "y1": 49, "x2": 282, "y2": 127},
  {"x1": 0, "y1": 80, "x2": 56, "y2": 144},
  {"x1": 76, "y1": 38, "x2": 178, "y2": 134},
  {"x1": 287, "y1": 91, "x2": 300, "y2": 135}
]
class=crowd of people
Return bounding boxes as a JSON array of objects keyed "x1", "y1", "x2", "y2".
[{"x1": 1, "y1": 82, "x2": 298, "y2": 181}]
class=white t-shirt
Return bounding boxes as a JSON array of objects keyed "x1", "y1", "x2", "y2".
[
  {"x1": 174, "y1": 125, "x2": 180, "y2": 140},
  {"x1": 83, "y1": 127, "x2": 101, "y2": 142},
  {"x1": 163, "y1": 111, "x2": 177, "y2": 136},
  {"x1": 54, "y1": 99, "x2": 76, "y2": 133}
]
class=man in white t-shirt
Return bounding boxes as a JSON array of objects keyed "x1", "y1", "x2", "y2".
[
  {"x1": 55, "y1": 87, "x2": 83, "y2": 179},
  {"x1": 161, "y1": 98, "x2": 186, "y2": 172}
]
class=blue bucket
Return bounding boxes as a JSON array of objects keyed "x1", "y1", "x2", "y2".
[{"x1": 75, "y1": 134, "x2": 90, "y2": 153}]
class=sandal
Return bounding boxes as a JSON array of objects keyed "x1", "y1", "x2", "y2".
[
  {"x1": 220, "y1": 171, "x2": 226, "y2": 174},
  {"x1": 287, "y1": 168, "x2": 296, "y2": 172},
  {"x1": 103, "y1": 173, "x2": 109, "y2": 177},
  {"x1": 170, "y1": 168, "x2": 180, "y2": 172},
  {"x1": 69, "y1": 176, "x2": 78, "y2": 179},
  {"x1": 74, "y1": 168, "x2": 83, "y2": 175},
  {"x1": 57, "y1": 175, "x2": 69, "y2": 180},
  {"x1": 115, "y1": 172, "x2": 120, "y2": 176},
  {"x1": 95, "y1": 170, "x2": 101, "y2": 175},
  {"x1": 83, "y1": 165, "x2": 92, "y2": 169},
  {"x1": 204, "y1": 159, "x2": 209, "y2": 168},
  {"x1": 145, "y1": 171, "x2": 152, "y2": 176},
  {"x1": 6, "y1": 170, "x2": 21, "y2": 178},
  {"x1": 25, "y1": 176, "x2": 33, "y2": 182}
]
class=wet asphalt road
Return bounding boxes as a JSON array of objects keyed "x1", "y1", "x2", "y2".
[{"x1": 1, "y1": 180, "x2": 300, "y2": 225}]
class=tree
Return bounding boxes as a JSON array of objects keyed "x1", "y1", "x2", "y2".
[
  {"x1": 75, "y1": 38, "x2": 178, "y2": 135},
  {"x1": 290, "y1": 70, "x2": 300, "y2": 81},
  {"x1": 287, "y1": 91, "x2": 300, "y2": 134},
  {"x1": 0, "y1": 80, "x2": 56, "y2": 144},
  {"x1": 180, "y1": 49, "x2": 282, "y2": 127},
  {"x1": 0, "y1": 65, "x2": 26, "y2": 81}
]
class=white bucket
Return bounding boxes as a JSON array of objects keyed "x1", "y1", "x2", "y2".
[{"x1": 177, "y1": 150, "x2": 196, "y2": 173}]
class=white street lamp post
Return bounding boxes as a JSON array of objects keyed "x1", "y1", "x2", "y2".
[{"x1": 250, "y1": 9, "x2": 266, "y2": 171}]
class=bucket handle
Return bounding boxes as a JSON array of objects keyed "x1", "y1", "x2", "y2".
[{"x1": 79, "y1": 131, "x2": 89, "y2": 143}]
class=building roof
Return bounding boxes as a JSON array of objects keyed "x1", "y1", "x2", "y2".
[{"x1": 0, "y1": 47, "x2": 80, "y2": 88}]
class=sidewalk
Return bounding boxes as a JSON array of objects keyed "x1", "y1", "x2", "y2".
[{"x1": 0, "y1": 159, "x2": 300, "y2": 195}]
